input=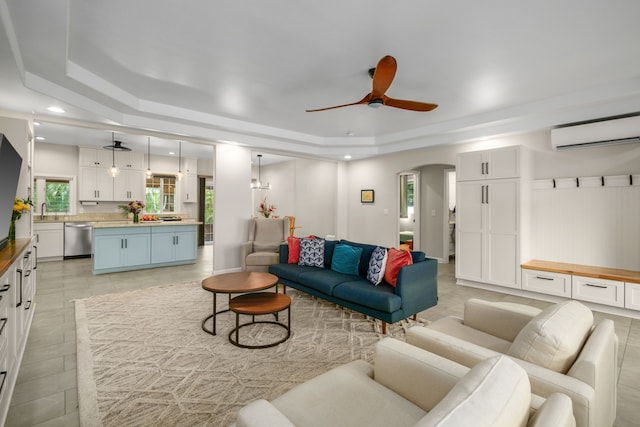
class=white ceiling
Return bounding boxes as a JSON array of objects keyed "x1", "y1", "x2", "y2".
[{"x1": 1, "y1": 0, "x2": 640, "y2": 161}]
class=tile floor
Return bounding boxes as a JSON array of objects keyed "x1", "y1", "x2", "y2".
[{"x1": 5, "y1": 249, "x2": 639, "y2": 426}]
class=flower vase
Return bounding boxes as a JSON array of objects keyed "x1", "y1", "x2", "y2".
[
  {"x1": 8, "y1": 220, "x2": 15, "y2": 241},
  {"x1": 133, "y1": 212, "x2": 139, "y2": 224}
]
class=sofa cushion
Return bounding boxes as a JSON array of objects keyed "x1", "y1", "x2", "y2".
[
  {"x1": 299, "y1": 237, "x2": 324, "y2": 267},
  {"x1": 418, "y1": 355, "x2": 531, "y2": 427},
  {"x1": 253, "y1": 241, "x2": 280, "y2": 252},
  {"x1": 322, "y1": 238, "x2": 338, "y2": 268},
  {"x1": 246, "y1": 252, "x2": 279, "y2": 266},
  {"x1": 298, "y1": 269, "x2": 361, "y2": 296},
  {"x1": 333, "y1": 280, "x2": 402, "y2": 313},
  {"x1": 384, "y1": 248, "x2": 413, "y2": 287},
  {"x1": 507, "y1": 300, "x2": 593, "y2": 373},
  {"x1": 287, "y1": 236, "x2": 301, "y2": 263},
  {"x1": 331, "y1": 244, "x2": 363, "y2": 275},
  {"x1": 272, "y1": 360, "x2": 426, "y2": 427},
  {"x1": 339, "y1": 240, "x2": 378, "y2": 276},
  {"x1": 367, "y1": 246, "x2": 388, "y2": 285},
  {"x1": 269, "y1": 263, "x2": 322, "y2": 283}
]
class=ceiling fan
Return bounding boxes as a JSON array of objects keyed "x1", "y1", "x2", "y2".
[{"x1": 306, "y1": 55, "x2": 438, "y2": 112}]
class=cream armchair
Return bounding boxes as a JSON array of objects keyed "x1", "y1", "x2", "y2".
[
  {"x1": 406, "y1": 299, "x2": 617, "y2": 427},
  {"x1": 236, "y1": 338, "x2": 576, "y2": 427},
  {"x1": 240, "y1": 217, "x2": 290, "y2": 272}
]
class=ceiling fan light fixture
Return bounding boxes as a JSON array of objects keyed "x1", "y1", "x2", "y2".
[{"x1": 368, "y1": 99, "x2": 384, "y2": 108}]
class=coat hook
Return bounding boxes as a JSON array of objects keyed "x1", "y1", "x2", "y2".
[
  {"x1": 552, "y1": 178, "x2": 556, "y2": 188},
  {"x1": 601, "y1": 176, "x2": 605, "y2": 186},
  {"x1": 576, "y1": 177, "x2": 580, "y2": 187}
]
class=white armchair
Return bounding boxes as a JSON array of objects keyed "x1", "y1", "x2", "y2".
[
  {"x1": 240, "y1": 217, "x2": 290, "y2": 272},
  {"x1": 406, "y1": 299, "x2": 617, "y2": 427},
  {"x1": 236, "y1": 337, "x2": 575, "y2": 427}
]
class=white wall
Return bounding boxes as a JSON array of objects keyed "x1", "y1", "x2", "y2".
[
  {"x1": 0, "y1": 116, "x2": 32, "y2": 239},
  {"x1": 346, "y1": 130, "x2": 640, "y2": 271},
  {"x1": 214, "y1": 144, "x2": 252, "y2": 271},
  {"x1": 420, "y1": 165, "x2": 446, "y2": 259}
]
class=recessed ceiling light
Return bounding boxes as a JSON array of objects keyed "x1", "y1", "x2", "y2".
[
  {"x1": 169, "y1": 151, "x2": 175, "y2": 155},
  {"x1": 33, "y1": 121, "x2": 41, "y2": 126},
  {"x1": 344, "y1": 155, "x2": 352, "y2": 160},
  {"x1": 47, "y1": 106, "x2": 65, "y2": 113},
  {"x1": 35, "y1": 136, "x2": 45, "y2": 140}
]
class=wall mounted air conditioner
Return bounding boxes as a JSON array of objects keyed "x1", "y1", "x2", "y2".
[{"x1": 551, "y1": 115, "x2": 640, "y2": 150}]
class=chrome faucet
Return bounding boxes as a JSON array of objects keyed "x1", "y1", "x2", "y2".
[{"x1": 40, "y1": 202, "x2": 48, "y2": 220}]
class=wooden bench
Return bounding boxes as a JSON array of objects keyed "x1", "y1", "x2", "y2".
[{"x1": 522, "y1": 260, "x2": 640, "y2": 284}]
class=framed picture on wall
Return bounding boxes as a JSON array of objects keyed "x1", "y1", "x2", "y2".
[{"x1": 361, "y1": 189, "x2": 374, "y2": 203}]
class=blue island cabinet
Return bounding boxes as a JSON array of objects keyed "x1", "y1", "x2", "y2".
[
  {"x1": 151, "y1": 225, "x2": 197, "y2": 264},
  {"x1": 92, "y1": 224, "x2": 198, "y2": 274},
  {"x1": 93, "y1": 227, "x2": 151, "y2": 273}
]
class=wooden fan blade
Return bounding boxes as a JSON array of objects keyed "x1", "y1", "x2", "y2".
[
  {"x1": 383, "y1": 95, "x2": 438, "y2": 112},
  {"x1": 371, "y1": 55, "x2": 397, "y2": 98},
  {"x1": 306, "y1": 94, "x2": 371, "y2": 112}
]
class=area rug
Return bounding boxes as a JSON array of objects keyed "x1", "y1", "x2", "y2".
[{"x1": 75, "y1": 281, "x2": 424, "y2": 426}]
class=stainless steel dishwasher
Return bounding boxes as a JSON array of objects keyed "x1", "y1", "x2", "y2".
[{"x1": 64, "y1": 222, "x2": 93, "y2": 259}]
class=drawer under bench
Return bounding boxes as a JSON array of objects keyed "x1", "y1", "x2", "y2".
[{"x1": 522, "y1": 260, "x2": 640, "y2": 310}]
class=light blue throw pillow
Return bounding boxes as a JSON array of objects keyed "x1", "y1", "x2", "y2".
[
  {"x1": 331, "y1": 244, "x2": 362, "y2": 276},
  {"x1": 298, "y1": 238, "x2": 325, "y2": 267},
  {"x1": 367, "y1": 246, "x2": 388, "y2": 285}
]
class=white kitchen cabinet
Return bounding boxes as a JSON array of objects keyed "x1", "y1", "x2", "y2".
[
  {"x1": 34, "y1": 222, "x2": 64, "y2": 260},
  {"x1": 182, "y1": 157, "x2": 197, "y2": 174},
  {"x1": 457, "y1": 146, "x2": 520, "y2": 182},
  {"x1": 457, "y1": 179, "x2": 520, "y2": 288},
  {"x1": 456, "y1": 146, "x2": 529, "y2": 289},
  {"x1": 113, "y1": 169, "x2": 145, "y2": 201},
  {"x1": 79, "y1": 147, "x2": 112, "y2": 168},
  {"x1": 115, "y1": 150, "x2": 144, "y2": 170},
  {"x1": 78, "y1": 166, "x2": 113, "y2": 201},
  {"x1": 0, "y1": 239, "x2": 36, "y2": 425},
  {"x1": 182, "y1": 173, "x2": 198, "y2": 203}
]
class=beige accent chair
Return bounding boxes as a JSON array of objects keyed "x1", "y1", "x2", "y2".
[
  {"x1": 406, "y1": 299, "x2": 617, "y2": 427},
  {"x1": 236, "y1": 337, "x2": 575, "y2": 427},
  {"x1": 240, "y1": 217, "x2": 290, "y2": 272}
]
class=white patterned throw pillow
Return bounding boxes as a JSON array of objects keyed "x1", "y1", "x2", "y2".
[
  {"x1": 366, "y1": 246, "x2": 388, "y2": 285},
  {"x1": 298, "y1": 238, "x2": 325, "y2": 267}
]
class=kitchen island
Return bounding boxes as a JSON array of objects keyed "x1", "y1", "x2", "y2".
[{"x1": 92, "y1": 220, "x2": 200, "y2": 274}]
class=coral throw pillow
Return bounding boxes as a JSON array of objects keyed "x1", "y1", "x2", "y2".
[
  {"x1": 287, "y1": 236, "x2": 301, "y2": 263},
  {"x1": 384, "y1": 248, "x2": 413, "y2": 287}
]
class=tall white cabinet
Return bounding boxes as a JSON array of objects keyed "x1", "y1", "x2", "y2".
[{"x1": 456, "y1": 146, "x2": 530, "y2": 289}]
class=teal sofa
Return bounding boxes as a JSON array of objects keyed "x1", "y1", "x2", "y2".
[{"x1": 268, "y1": 239, "x2": 438, "y2": 334}]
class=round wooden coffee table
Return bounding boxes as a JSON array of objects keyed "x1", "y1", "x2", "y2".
[
  {"x1": 201, "y1": 271, "x2": 278, "y2": 335},
  {"x1": 228, "y1": 292, "x2": 291, "y2": 349}
]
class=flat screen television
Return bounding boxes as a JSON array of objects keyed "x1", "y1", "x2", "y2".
[{"x1": 0, "y1": 133, "x2": 23, "y2": 251}]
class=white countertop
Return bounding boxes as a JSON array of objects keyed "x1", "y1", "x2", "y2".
[{"x1": 92, "y1": 220, "x2": 201, "y2": 228}]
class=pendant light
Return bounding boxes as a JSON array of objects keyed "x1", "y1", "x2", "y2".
[
  {"x1": 176, "y1": 140, "x2": 183, "y2": 180},
  {"x1": 108, "y1": 132, "x2": 119, "y2": 177},
  {"x1": 145, "y1": 137, "x2": 153, "y2": 178},
  {"x1": 251, "y1": 154, "x2": 271, "y2": 190}
]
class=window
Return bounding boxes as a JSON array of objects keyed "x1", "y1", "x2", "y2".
[
  {"x1": 399, "y1": 174, "x2": 414, "y2": 218},
  {"x1": 146, "y1": 175, "x2": 176, "y2": 213},
  {"x1": 33, "y1": 177, "x2": 72, "y2": 213}
]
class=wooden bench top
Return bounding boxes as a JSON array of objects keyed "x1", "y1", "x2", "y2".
[{"x1": 522, "y1": 260, "x2": 640, "y2": 284}]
